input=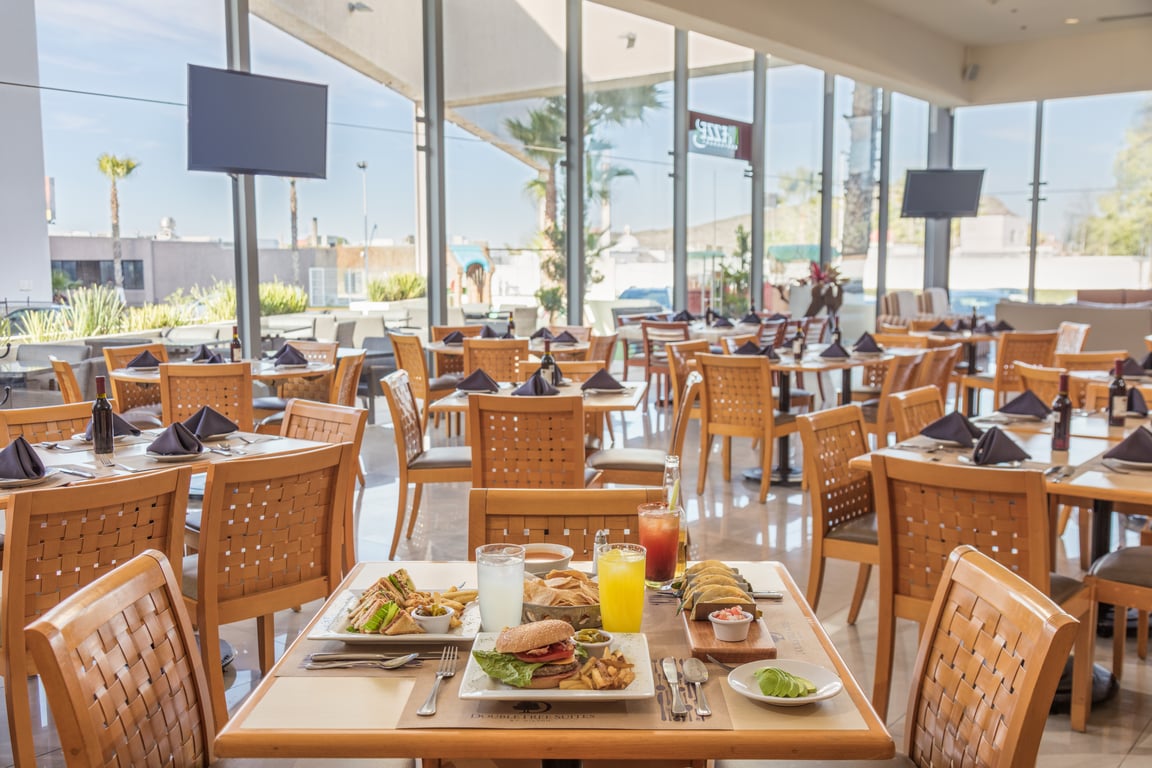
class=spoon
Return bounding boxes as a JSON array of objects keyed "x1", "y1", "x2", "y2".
[
  {"x1": 680, "y1": 658, "x2": 711, "y2": 717},
  {"x1": 304, "y1": 651, "x2": 421, "y2": 670}
]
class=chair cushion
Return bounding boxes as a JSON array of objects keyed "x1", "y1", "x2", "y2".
[
  {"x1": 121, "y1": 405, "x2": 164, "y2": 429},
  {"x1": 252, "y1": 396, "x2": 289, "y2": 411},
  {"x1": 409, "y1": 446, "x2": 472, "y2": 470},
  {"x1": 585, "y1": 468, "x2": 602, "y2": 486},
  {"x1": 587, "y1": 448, "x2": 665, "y2": 472},
  {"x1": 826, "y1": 513, "x2": 878, "y2": 545},
  {"x1": 1090, "y1": 546, "x2": 1152, "y2": 589},
  {"x1": 773, "y1": 412, "x2": 797, "y2": 426},
  {"x1": 1049, "y1": 573, "x2": 1086, "y2": 605},
  {"x1": 715, "y1": 757, "x2": 915, "y2": 768},
  {"x1": 258, "y1": 411, "x2": 285, "y2": 428},
  {"x1": 182, "y1": 554, "x2": 198, "y2": 600},
  {"x1": 428, "y1": 374, "x2": 462, "y2": 392}
]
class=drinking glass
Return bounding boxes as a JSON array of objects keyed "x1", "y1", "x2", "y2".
[
  {"x1": 596, "y1": 542, "x2": 646, "y2": 632},
  {"x1": 476, "y1": 543, "x2": 525, "y2": 632},
  {"x1": 637, "y1": 503, "x2": 679, "y2": 587}
]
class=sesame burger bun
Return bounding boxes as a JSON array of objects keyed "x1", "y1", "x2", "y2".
[{"x1": 494, "y1": 619, "x2": 574, "y2": 654}]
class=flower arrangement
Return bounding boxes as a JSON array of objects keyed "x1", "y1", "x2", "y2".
[{"x1": 797, "y1": 262, "x2": 849, "y2": 317}]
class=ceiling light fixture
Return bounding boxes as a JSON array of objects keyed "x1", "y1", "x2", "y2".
[
  {"x1": 621, "y1": 32, "x2": 637, "y2": 49},
  {"x1": 348, "y1": 2, "x2": 373, "y2": 12},
  {"x1": 1064, "y1": 17, "x2": 1080, "y2": 24}
]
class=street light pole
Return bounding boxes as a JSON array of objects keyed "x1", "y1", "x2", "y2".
[{"x1": 357, "y1": 161, "x2": 368, "y2": 274}]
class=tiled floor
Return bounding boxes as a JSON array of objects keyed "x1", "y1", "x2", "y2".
[{"x1": 7, "y1": 385, "x2": 1152, "y2": 766}]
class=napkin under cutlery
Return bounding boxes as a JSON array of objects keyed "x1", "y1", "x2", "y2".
[
  {"x1": 581, "y1": 368, "x2": 625, "y2": 391},
  {"x1": 126, "y1": 350, "x2": 162, "y2": 369},
  {"x1": 182, "y1": 406, "x2": 239, "y2": 439},
  {"x1": 1103, "y1": 427, "x2": 1152, "y2": 463},
  {"x1": 148, "y1": 422, "x2": 204, "y2": 455},
  {"x1": 512, "y1": 371, "x2": 559, "y2": 396},
  {"x1": 998, "y1": 389, "x2": 1052, "y2": 418},
  {"x1": 457, "y1": 368, "x2": 500, "y2": 393},
  {"x1": 920, "y1": 411, "x2": 984, "y2": 445},
  {"x1": 972, "y1": 426, "x2": 1031, "y2": 465},
  {"x1": 0, "y1": 436, "x2": 45, "y2": 480},
  {"x1": 84, "y1": 413, "x2": 141, "y2": 439}
]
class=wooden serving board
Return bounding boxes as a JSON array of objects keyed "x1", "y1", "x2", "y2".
[{"x1": 681, "y1": 609, "x2": 778, "y2": 663}]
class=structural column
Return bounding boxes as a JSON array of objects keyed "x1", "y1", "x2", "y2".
[
  {"x1": 671, "y1": 29, "x2": 688, "y2": 311},
  {"x1": 564, "y1": 0, "x2": 584, "y2": 325},
  {"x1": 875, "y1": 91, "x2": 892, "y2": 317},
  {"x1": 923, "y1": 105, "x2": 953, "y2": 290},
  {"x1": 422, "y1": 0, "x2": 448, "y2": 327},
  {"x1": 1027, "y1": 101, "x2": 1044, "y2": 302},
  {"x1": 750, "y1": 53, "x2": 767, "y2": 309},
  {"x1": 225, "y1": 0, "x2": 260, "y2": 357},
  {"x1": 819, "y1": 73, "x2": 834, "y2": 269}
]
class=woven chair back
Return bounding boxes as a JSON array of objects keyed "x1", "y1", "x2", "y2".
[
  {"x1": 103, "y1": 343, "x2": 169, "y2": 411},
  {"x1": 462, "y1": 338, "x2": 530, "y2": 382},
  {"x1": 991, "y1": 331, "x2": 1059, "y2": 392},
  {"x1": 159, "y1": 361, "x2": 254, "y2": 430},
  {"x1": 381, "y1": 370, "x2": 426, "y2": 465},
  {"x1": 0, "y1": 400, "x2": 95, "y2": 447},
  {"x1": 889, "y1": 386, "x2": 945, "y2": 443},
  {"x1": 696, "y1": 353, "x2": 777, "y2": 436},
  {"x1": 468, "y1": 394, "x2": 586, "y2": 488},
  {"x1": 431, "y1": 325, "x2": 482, "y2": 376},
  {"x1": 798, "y1": 405, "x2": 874, "y2": 539},
  {"x1": 49, "y1": 357, "x2": 84, "y2": 404}
]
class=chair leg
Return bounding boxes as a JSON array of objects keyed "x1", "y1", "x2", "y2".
[
  {"x1": 407, "y1": 483, "x2": 424, "y2": 539},
  {"x1": 389, "y1": 480, "x2": 409, "y2": 560},
  {"x1": 758, "y1": 436, "x2": 773, "y2": 504},
  {"x1": 1139, "y1": 609, "x2": 1149, "y2": 660},
  {"x1": 806, "y1": 548, "x2": 826, "y2": 613},
  {"x1": 1113, "y1": 603, "x2": 1127, "y2": 680},
  {"x1": 257, "y1": 614, "x2": 276, "y2": 674},
  {"x1": 846, "y1": 563, "x2": 872, "y2": 626},
  {"x1": 721, "y1": 437, "x2": 732, "y2": 481},
  {"x1": 1079, "y1": 506, "x2": 1092, "y2": 572},
  {"x1": 1069, "y1": 607, "x2": 1091, "y2": 732},
  {"x1": 5, "y1": 657, "x2": 36, "y2": 768},
  {"x1": 198, "y1": 615, "x2": 229, "y2": 727},
  {"x1": 872, "y1": 598, "x2": 896, "y2": 720},
  {"x1": 697, "y1": 432, "x2": 713, "y2": 495}
]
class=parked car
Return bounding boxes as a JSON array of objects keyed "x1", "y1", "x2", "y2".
[
  {"x1": 4, "y1": 304, "x2": 63, "y2": 334},
  {"x1": 617, "y1": 287, "x2": 672, "y2": 310}
]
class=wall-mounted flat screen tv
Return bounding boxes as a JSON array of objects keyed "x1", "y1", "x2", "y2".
[
  {"x1": 187, "y1": 64, "x2": 328, "y2": 179},
  {"x1": 901, "y1": 169, "x2": 984, "y2": 218}
]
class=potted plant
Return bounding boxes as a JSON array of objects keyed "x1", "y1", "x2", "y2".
[{"x1": 797, "y1": 262, "x2": 848, "y2": 318}]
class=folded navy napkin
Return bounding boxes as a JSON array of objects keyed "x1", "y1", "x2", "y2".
[
  {"x1": 512, "y1": 371, "x2": 559, "y2": 396},
  {"x1": 126, "y1": 350, "x2": 162, "y2": 369},
  {"x1": 930, "y1": 321, "x2": 954, "y2": 333},
  {"x1": 740, "y1": 313, "x2": 762, "y2": 325},
  {"x1": 1104, "y1": 426, "x2": 1152, "y2": 462},
  {"x1": 1121, "y1": 357, "x2": 1146, "y2": 378},
  {"x1": 766, "y1": 313, "x2": 788, "y2": 322},
  {"x1": 819, "y1": 341, "x2": 851, "y2": 359},
  {"x1": 531, "y1": 328, "x2": 554, "y2": 341},
  {"x1": 672, "y1": 310, "x2": 695, "y2": 322},
  {"x1": 147, "y1": 422, "x2": 203, "y2": 456},
  {"x1": 441, "y1": 331, "x2": 465, "y2": 345},
  {"x1": 581, "y1": 369, "x2": 625, "y2": 391},
  {"x1": 998, "y1": 389, "x2": 1052, "y2": 418},
  {"x1": 1142, "y1": 352, "x2": 1152, "y2": 371},
  {"x1": 852, "y1": 332, "x2": 883, "y2": 354},
  {"x1": 955, "y1": 318, "x2": 971, "y2": 331},
  {"x1": 978, "y1": 321, "x2": 997, "y2": 333},
  {"x1": 190, "y1": 344, "x2": 223, "y2": 363},
  {"x1": 733, "y1": 341, "x2": 761, "y2": 356},
  {"x1": 972, "y1": 426, "x2": 1031, "y2": 465},
  {"x1": 480, "y1": 325, "x2": 499, "y2": 338},
  {"x1": 553, "y1": 331, "x2": 579, "y2": 344},
  {"x1": 457, "y1": 368, "x2": 500, "y2": 392},
  {"x1": 920, "y1": 411, "x2": 984, "y2": 445},
  {"x1": 182, "y1": 406, "x2": 239, "y2": 439},
  {"x1": 84, "y1": 413, "x2": 141, "y2": 439},
  {"x1": 273, "y1": 345, "x2": 309, "y2": 366},
  {"x1": 762, "y1": 345, "x2": 779, "y2": 361},
  {"x1": 994, "y1": 320, "x2": 1014, "y2": 332},
  {"x1": 1128, "y1": 388, "x2": 1148, "y2": 417},
  {"x1": 711, "y1": 317, "x2": 733, "y2": 328},
  {"x1": 0, "y1": 436, "x2": 45, "y2": 480},
  {"x1": 645, "y1": 315, "x2": 662, "y2": 321}
]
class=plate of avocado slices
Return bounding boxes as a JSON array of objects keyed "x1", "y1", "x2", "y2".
[{"x1": 727, "y1": 659, "x2": 842, "y2": 706}]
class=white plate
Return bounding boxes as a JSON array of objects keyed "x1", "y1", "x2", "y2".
[
  {"x1": 992, "y1": 412, "x2": 1047, "y2": 422},
  {"x1": 125, "y1": 366, "x2": 159, "y2": 373},
  {"x1": 583, "y1": 387, "x2": 629, "y2": 395},
  {"x1": 850, "y1": 351, "x2": 885, "y2": 358},
  {"x1": 195, "y1": 432, "x2": 237, "y2": 442},
  {"x1": 458, "y1": 632, "x2": 655, "y2": 702},
  {"x1": 308, "y1": 588, "x2": 482, "y2": 644},
  {"x1": 146, "y1": 451, "x2": 208, "y2": 462},
  {"x1": 71, "y1": 433, "x2": 134, "y2": 443},
  {"x1": 727, "y1": 659, "x2": 843, "y2": 706},
  {"x1": 0, "y1": 468, "x2": 58, "y2": 489},
  {"x1": 1108, "y1": 458, "x2": 1152, "y2": 471},
  {"x1": 273, "y1": 363, "x2": 310, "y2": 370}
]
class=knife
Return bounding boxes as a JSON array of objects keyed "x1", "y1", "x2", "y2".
[
  {"x1": 57, "y1": 468, "x2": 96, "y2": 479},
  {"x1": 309, "y1": 651, "x2": 439, "y2": 662},
  {"x1": 661, "y1": 657, "x2": 688, "y2": 718}
]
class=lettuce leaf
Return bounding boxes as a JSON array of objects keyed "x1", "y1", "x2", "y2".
[{"x1": 471, "y1": 650, "x2": 543, "y2": 688}]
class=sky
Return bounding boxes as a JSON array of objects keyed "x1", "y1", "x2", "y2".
[{"x1": 27, "y1": 0, "x2": 1149, "y2": 252}]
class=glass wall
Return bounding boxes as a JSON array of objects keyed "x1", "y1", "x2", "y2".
[
  {"x1": 949, "y1": 102, "x2": 1036, "y2": 315},
  {"x1": 763, "y1": 62, "x2": 824, "y2": 312},
  {"x1": 688, "y1": 33, "x2": 753, "y2": 317},
  {"x1": 886, "y1": 93, "x2": 929, "y2": 291},
  {"x1": 581, "y1": 3, "x2": 674, "y2": 314},
  {"x1": 1037, "y1": 93, "x2": 1152, "y2": 301},
  {"x1": 444, "y1": 0, "x2": 564, "y2": 319},
  {"x1": 832, "y1": 75, "x2": 881, "y2": 317}
]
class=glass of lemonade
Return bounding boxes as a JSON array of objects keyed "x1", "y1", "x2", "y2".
[
  {"x1": 476, "y1": 543, "x2": 525, "y2": 632},
  {"x1": 637, "y1": 503, "x2": 679, "y2": 588},
  {"x1": 596, "y1": 542, "x2": 646, "y2": 632}
]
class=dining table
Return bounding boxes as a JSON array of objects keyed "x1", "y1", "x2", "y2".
[
  {"x1": 616, "y1": 321, "x2": 759, "y2": 348},
  {"x1": 109, "y1": 359, "x2": 337, "y2": 397},
  {"x1": 426, "y1": 339, "x2": 592, "y2": 359},
  {"x1": 213, "y1": 559, "x2": 894, "y2": 764},
  {"x1": 912, "y1": 330, "x2": 996, "y2": 416}
]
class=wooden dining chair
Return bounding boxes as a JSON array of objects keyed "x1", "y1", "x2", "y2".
[
  {"x1": 862, "y1": 351, "x2": 924, "y2": 447},
  {"x1": 889, "y1": 385, "x2": 946, "y2": 442},
  {"x1": 253, "y1": 340, "x2": 339, "y2": 420},
  {"x1": 640, "y1": 320, "x2": 690, "y2": 406},
  {"x1": 256, "y1": 350, "x2": 367, "y2": 434},
  {"x1": 758, "y1": 319, "x2": 785, "y2": 349},
  {"x1": 695, "y1": 353, "x2": 798, "y2": 503},
  {"x1": 1016, "y1": 361, "x2": 1066, "y2": 405},
  {"x1": 1056, "y1": 320, "x2": 1092, "y2": 354},
  {"x1": 960, "y1": 330, "x2": 1058, "y2": 412},
  {"x1": 667, "y1": 339, "x2": 710, "y2": 420},
  {"x1": 3, "y1": 468, "x2": 191, "y2": 766},
  {"x1": 614, "y1": 314, "x2": 649, "y2": 382},
  {"x1": 184, "y1": 444, "x2": 353, "y2": 726},
  {"x1": 390, "y1": 332, "x2": 457, "y2": 432},
  {"x1": 514, "y1": 359, "x2": 602, "y2": 382},
  {"x1": 467, "y1": 487, "x2": 663, "y2": 558},
  {"x1": 870, "y1": 455, "x2": 1091, "y2": 732},
  {"x1": 380, "y1": 371, "x2": 472, "y2": 559},
  {"x1": 1054, "y1": 350, "x2": 1127, "y2": 407},
  {"x1": 586, "y1": 333, "x2": 618, "y2": 369},
  {"x1": 796, "y1": 405, "x2": 878, "y2": 625},
  {"x1": 462, "y1": 338, "x2": 531, "y2": 383},
  {"x1": 430, "y1": 325, "x2": 482, "y2": 379},
  {"x1": 913, "y1": 342, "x2": 962, "y2": 404},
  {"x1": 468, "y1": 394, "x2": 600, "y2": 489},
  {"x1": 0, "y1": 400, "x2": 96, "y2": 446},
  {"x1": 26, "y1": 550, "x2": 217, "y2": 768},
  {"x1": 102, "y1": 342, "x2": 169, "y2": 421},
  {"x1": 588, "y1": 372, "x2": 702, "y2": 486},
  {"x1": 160, "y1": 361, "x2": 254, "y2": 431},
  {"x1": 49, "y1": 357, "x2": 84, "y2": 404}
]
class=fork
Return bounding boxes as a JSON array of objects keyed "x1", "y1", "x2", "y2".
[
  {"x1": 705, "y1": 654, "x2": 736, "y2": 672},
  {"x1": 416, "y1": 646, "x2": 458, "y2": 716}
]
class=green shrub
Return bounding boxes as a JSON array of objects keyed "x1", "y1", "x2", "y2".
[
  {"x1": 189, "y1": 279, "x2": 308, "y2": 320},
  {"x1": 368, "y1": 273, "x2": 427, "y2": 302},
  {"x1": 60, "y1": 285, "x2": 125, "y2": 337},
  {"x1": 259, "y1": 280, "x2": 309, "y2": 315},
  {"x1": 124, "y1": 303, "x2": 191, "y2": 332},
  {"x1": 14, "y1": 308, "x2": 68, "y2": 342}
]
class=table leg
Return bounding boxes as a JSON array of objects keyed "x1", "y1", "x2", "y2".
[
  {"x1": 965, "y1": 342, "x2": 978, "y2": 416},
  {"x1": 1091, "y1": 498, "x2": 1113, "y2": 564},
  {"x1": 743, "y1": 370, "x2": 801, "y2": 485},
  {"x1": 840, "y1": 368, "x2": 852, "y2": 407},
  {"x1": 542, "y1": 761, "x2": 581, "y2": 768}
]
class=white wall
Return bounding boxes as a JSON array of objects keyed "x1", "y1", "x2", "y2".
[{"x1": 0, "y1": 0, "x2": 52, "y2": 305}]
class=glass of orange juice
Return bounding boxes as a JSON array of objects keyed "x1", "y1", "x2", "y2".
[
  {"x1": 637, "y1": 503, "x2": 679, "y2": 588},
  {"x1": 596, "y1": 542, "x2": 646, "y2": 632}
]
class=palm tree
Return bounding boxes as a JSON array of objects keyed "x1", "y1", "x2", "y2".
[{"x1": 96, "y1": 153, "x2": 139, "y2": 292}]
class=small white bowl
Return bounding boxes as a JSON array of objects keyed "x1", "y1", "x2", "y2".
[
  {"x1": 572, "y1": 630, "x2": 613, "y2": 658},
  {"x1": 412, "y1": 605, "x2": 455, "y2": 634},
  {"x1": 523, "y1": 543, "x2": 574, "y2": 576},
  {"x1": 709, "y1": 609, "x2": 754, "y2": 642}
]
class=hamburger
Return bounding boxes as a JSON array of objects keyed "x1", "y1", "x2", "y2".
[{"x1": 471, "y1": 620, "x2": 580, "y2": 689}]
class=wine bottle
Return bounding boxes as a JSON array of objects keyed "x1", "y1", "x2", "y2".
[
  {"x1": 663, "y1": 455, "x2": 687, "y2": 581},
  {"x1": 507, "y1": 317, "x2": 516, "y2": 337},
  {"x1": 230, "y1": 325, "x2": 242, "y2": 362},
  {"x1": 539, "y1": 339, "x2": 555, "y2": 383},
  {"x1": 1108, "y1": 359, "x2": 1128, "y2": 428},
  {"x1": 92, "y1": 375, "x2": 114, "y2": 459},
  {"x1": 791, "y1": 328, "x2": 804, "y2": 358},
  {"x1": 831, "y1": 316, "x2": 842, "y2": 346},
  {"x1": 1051, "y1": 372, "x2": 1072, "y2": 451},
  {"x1": 970, "y1": 305, "x2": 979, "y2": 332}
]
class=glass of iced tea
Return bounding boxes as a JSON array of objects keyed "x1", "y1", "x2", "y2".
[{"x1": 637, "y1": 502, "x2": 679, "y2": 588}]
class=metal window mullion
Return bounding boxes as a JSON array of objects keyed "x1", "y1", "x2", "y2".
[
  {"x1": 819, "y1": 73, "x2": 834, "y2": 269},
  {"x1": 565, "y1": 0, "x2": 584, "y2": 325},
  {"x1": 876, "y1": 90, "x2": 891, "y2": 318},
  {"x1": 422, "y1": 0, "x2": 447, "y2": 327},
  {"x1": 1027, "y1": 100, "x2": 1044, "y2": 302},
  {"x1": 672, "y1": 29, "x2": 688, "y2": 311},
  {"x1": 750, "y1": 53, "x2": 766, "y2": 310}
]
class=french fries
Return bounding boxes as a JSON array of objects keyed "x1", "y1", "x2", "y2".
[
  {"x1": 346, "y1": 575, "x2": 480, "y2": 634},
  {"x1": 558, "y1": 650, "x2": 636, "y2": 691}
]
